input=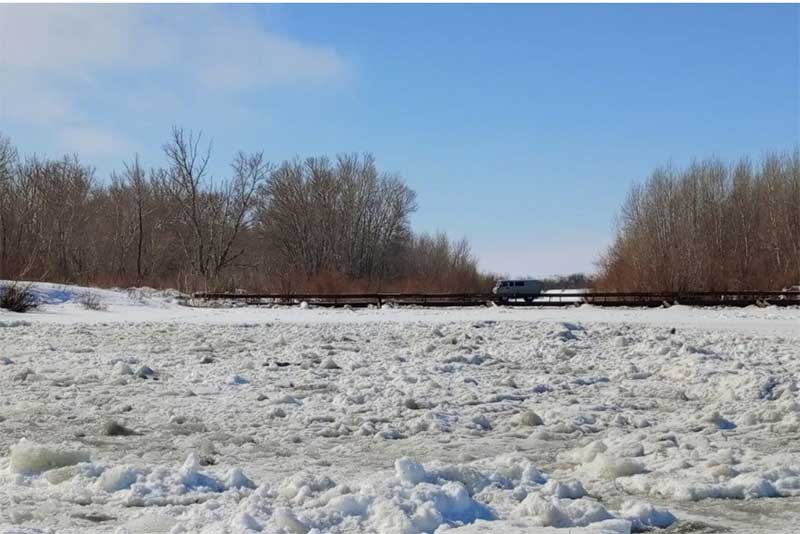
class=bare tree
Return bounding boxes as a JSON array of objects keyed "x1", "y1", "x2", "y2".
[
  {"x1": 0, "y1": 133, "x2": 18, "y2": 279},
  {"x1": 0, "y1": 128, "x2": 488, "y2": 293},
  {"x1": 161, "y1": 127, "x2": 213, "y2": 278},
  {"x1": 125, "y1": 156, "x2": 150, "y2": 283},
  {"x1": 207, "y1": 150, "x2": 270, "y2": 277},
  {"x1": 598, "y1": 150, "x2": 800, "y2": 291}
]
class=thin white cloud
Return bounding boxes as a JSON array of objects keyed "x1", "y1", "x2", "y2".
[
  {"x1": 196, "y1": 28, "x2": 347, "y2": 92},
  {"x1": 0, "y1": 5, "x2": 349, "y2": 158},
  {"x1": 0, "y1": 5, "x2": 346, "y2": 90},
  {"x1": 0, "y1": 74, "x2": 79, "y2": 124},
  {"x1": 188, "y1": 13, "x2": 349, "y2": 92},
  {"x1": 0, "y1": 6, "x2": 143, "y2": 74}
]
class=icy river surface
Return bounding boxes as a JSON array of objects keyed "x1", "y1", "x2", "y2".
[{"x1": 1, "y1": 285, "x2": 798, "y2": 533}]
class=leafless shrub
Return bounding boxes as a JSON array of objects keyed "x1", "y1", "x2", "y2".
[
  {"x1": 78, "y1": 291, "x2": 107, "y2": 311},
  {"x1": 0, "y1": 282, "x2": 38, "y2": 312}
]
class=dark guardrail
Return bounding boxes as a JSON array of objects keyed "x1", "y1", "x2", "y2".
[{"x1": 186, "y1": 291, "x2": 800, "y2": 308}]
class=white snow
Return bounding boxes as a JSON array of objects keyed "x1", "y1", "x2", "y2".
[
  {"x1": 0, "y1": 283, "x2": 798, "y2": 532},
  {"x1": 2, "y1": 281, "x2": 798, "y2": 335}
]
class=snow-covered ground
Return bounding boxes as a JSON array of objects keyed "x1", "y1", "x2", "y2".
[{"x1": 0, "y1": 284, "x2": 798, "y2": 533}]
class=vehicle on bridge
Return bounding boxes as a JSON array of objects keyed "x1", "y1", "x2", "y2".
[{"x1": 492, "y1": 279, "x2": 545, "y2": 302}]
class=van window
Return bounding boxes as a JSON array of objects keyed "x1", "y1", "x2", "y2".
[{"x1": 515, "y1": 281, "x2": 524, "y2": 287}]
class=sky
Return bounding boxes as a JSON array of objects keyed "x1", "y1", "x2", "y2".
[{"x1": 1, "y1": 4, "x2": 798, "y2": 277}]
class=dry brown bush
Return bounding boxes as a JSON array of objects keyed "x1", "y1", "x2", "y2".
[{"x1": 78, "y1": 291, "x2": 107, "y2": 311}]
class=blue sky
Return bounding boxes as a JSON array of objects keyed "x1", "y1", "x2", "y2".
[{"x1": 1, "y1": 4, "x2": 798, "y2": 276}]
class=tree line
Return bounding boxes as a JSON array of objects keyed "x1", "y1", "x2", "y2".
[
  {"x1": 0, "y1": 128, "x2": 491, "y2": 293},
  {"x1": 596, "y1": 150, "x2": 799, "y2": 291}
]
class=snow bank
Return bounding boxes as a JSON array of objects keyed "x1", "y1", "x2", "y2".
[{"x1": 3, "y1": 281, "x2": 798, "y2": 335}]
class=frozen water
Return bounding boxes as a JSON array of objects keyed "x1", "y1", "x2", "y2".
[
  {"x1": 8, "y1": 439, "x2": 90, "y2": 475},
  {"x1": 0, "y1": 283, "x2": 798, "y2": 532}
]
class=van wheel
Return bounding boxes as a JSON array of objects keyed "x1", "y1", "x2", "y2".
[{"x1": 524, "y1": 296, "x2": 533, "y2": 303}]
